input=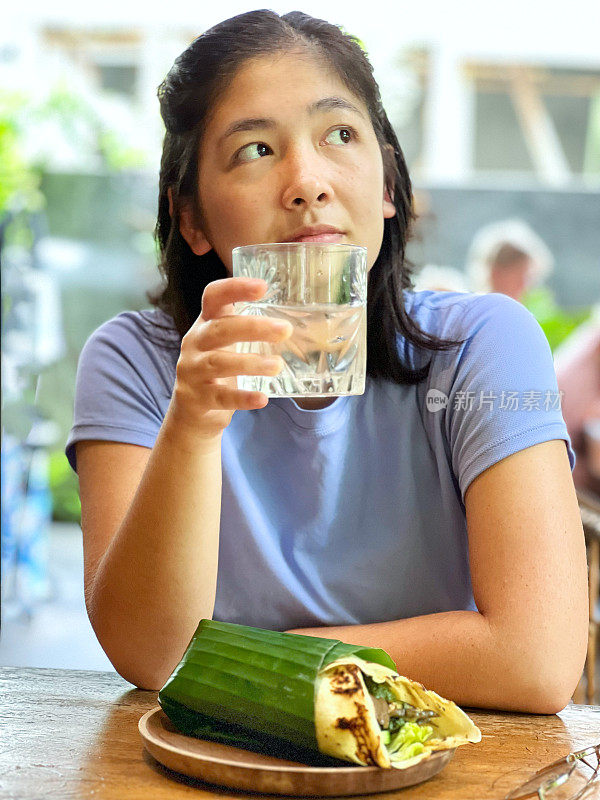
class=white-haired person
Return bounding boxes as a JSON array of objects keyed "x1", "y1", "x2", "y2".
[{"x1": 466, "y1": 219, "x2": 553, "y2": 302}]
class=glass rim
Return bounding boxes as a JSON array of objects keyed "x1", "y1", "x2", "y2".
[{"x1": 232, "y1": 242, "x2": 367, "y2": 255}]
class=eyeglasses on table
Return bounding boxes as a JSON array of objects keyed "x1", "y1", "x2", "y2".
[{"x1": 503, "y1": 743, "x2": 600, "y2": 800}]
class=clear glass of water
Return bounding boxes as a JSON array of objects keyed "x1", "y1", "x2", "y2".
[{"x1": 233, "y1": 242, "x2": 368, "y2": 397}]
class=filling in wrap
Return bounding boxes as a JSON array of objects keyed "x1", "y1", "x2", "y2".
[{"x1": 315, "y1": 656, "x2": 482, "y2": 769}]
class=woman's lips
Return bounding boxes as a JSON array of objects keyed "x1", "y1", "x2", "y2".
[
  {"x1": 286, "y1": 225, "x2": 346, "y2": 243},
  {"x1": 291, "y1": 232, "x2": 345, "y2": 243}
]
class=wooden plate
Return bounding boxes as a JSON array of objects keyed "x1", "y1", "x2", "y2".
[{"x1": 139, "y1": 707, "x2": 455, "y2": 796}]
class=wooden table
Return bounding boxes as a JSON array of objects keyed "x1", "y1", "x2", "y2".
[{"x1": 2, "y1": 666, "x2": 599, "y2": 799}]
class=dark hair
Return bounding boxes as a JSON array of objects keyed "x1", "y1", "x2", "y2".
[{"x1": 151, "y1": 9, "x2": 461, "y2": 383}]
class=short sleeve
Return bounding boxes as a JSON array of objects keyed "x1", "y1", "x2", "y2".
[
  {"x1": 440, "y1": 294, "x2": 575, "y2": 500},
  {"x1": 65, "y1": 312, "x2": 178, "y2": 472}
]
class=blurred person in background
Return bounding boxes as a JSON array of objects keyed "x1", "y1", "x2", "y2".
[
  {"x1": 466, "y1": 218, "x2": 553, "y2": 303},
  {"x1": 555, "y1": 305, "x2": 600, "y2": 498}
]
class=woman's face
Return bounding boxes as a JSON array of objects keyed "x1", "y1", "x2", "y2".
[{"x1": 180, "y1": 50, "x2": 396, "y2": 272}]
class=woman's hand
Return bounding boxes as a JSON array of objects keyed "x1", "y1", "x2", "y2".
[{"x1": 167, "y1": 277, "x2": 292, "y2": 440}]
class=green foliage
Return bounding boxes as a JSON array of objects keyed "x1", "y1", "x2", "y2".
[
  {"x1": 3, "y1": 85, "x2": 148, "y2": 521},
  {"x1": 38, "y1": 82, "x2": 148, "y2": 171},
  {"x1": 40, "y1": 83, "x2": 97, "y2": 134},
  {"x1": 1, "y1": 83, "x2": 148, "y2": 189},
  {"x1": 0, "y1": 92, "x2": 44, "y2": 218},
  {"x1": 48, "y1": 450, "x2": 81, "y2": 523},
  {"x1": 98, "y1": 129, "x2": 147, "y2": 171},
  {"x1": 522, "y1": 287, "x2": 592, "y2": 352}
]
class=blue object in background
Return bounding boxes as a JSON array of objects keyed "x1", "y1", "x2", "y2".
[
  {"x1": 17, "y1": 446, "x2": 53, "y2": 613},
  {"x1": 1, "y1": 211, "x2": 65, "y2": 621},
  {"x1": 1, "y1": 433, "x2": 24, "y2": 607},
  {"x1": 1, "y1": 435, "x2": 53, "y2": 620}
]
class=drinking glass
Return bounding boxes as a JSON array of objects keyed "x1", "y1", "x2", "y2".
[{"x1": 233, "y1": 243, "x2": 367, "y2": 397}]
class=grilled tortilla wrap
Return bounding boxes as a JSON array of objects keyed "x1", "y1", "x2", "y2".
[
  {"x1": 315, "y1": 656, "x2": 481, "y2": 768},
  {"x1": 159, "y1": 620, "x2": 480, "y2": 768}
]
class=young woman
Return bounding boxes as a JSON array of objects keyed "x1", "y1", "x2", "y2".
[{"x1": 67, "y1": 11, "x2": 588, "y2": 709}]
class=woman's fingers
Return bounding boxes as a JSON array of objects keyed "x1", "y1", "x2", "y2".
[
  {"x1": 194, "y1": 351, "x2": 285, "y2": 380},
  {"x1": 171, "y1": 276, "x2": 291, "y2": 432},
  {"x1": 190, "y1": 314, "x2": 292, "y2": 351},
  {"x1": 185, "y1": 275, "x2": 292, "y2": 351},
  {"x1": 200, "y1": 277, "x2": 267, "y2": 321},
  {"x1": 209, "y1": 385, "x2": 269, "y2": 411}
]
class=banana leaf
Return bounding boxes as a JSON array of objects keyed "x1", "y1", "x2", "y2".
[{"x1": 158, "y1": 619, "x2": 397, "y2": 765}]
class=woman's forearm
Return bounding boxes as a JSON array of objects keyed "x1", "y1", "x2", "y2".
[
  {"x1": 87, "y1": 414, "x2": 223, "y2": 691},
  {"x1": 293, "y1": 445, "x2": 588, "y2": 714},
  {"x1": 287, "y1": 609, "x2": 582, "y2": 713}
]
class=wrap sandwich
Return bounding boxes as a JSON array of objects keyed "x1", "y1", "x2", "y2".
[{"x1": 158, "y1": 619, "x2": 481, "y2": 768}]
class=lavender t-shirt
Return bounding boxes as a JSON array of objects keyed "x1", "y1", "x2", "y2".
[{"x1": 66, "y1": 291, "x2": 574, "y2": 630}]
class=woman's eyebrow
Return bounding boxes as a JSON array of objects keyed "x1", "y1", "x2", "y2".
[
  {"x1": 220, "y1": 117, "x2": 276, "y2": 143},
  {"x1": 309, "y1": 96, "x2": 365, "y2": 118},
  {"x1": 219, "y1": 97, "x2": 365, "y2": 144}
]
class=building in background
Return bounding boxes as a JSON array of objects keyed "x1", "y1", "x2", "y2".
[{"x1": 4, "y1": 3, "x2": 600, "y2": 186}]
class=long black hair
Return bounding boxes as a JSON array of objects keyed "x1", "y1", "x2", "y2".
[{"x1": 151, "y1": 10, "x2": 461, "y2": 383}]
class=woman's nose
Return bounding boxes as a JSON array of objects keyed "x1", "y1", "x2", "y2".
[{"x1": 280, "y1": 151, "x2": 333, "y2": 210}]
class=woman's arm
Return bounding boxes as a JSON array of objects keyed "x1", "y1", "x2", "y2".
[
  {"x1": 77, "y1": 428, "x2": 223, "y2": 692},
  {"x1": 287, "y1": 439, "x2": 589, "y2": 713},
  {"x1": 76, "y1": 277, "x2": 290, "y2": 691}
]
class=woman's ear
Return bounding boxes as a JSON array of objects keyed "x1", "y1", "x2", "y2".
[
  {"x1": 170, "y1": 188, "x2": 212, "y2": 256},
  {"x1": 180, "y1": 210, "x2": 212, "y2": 256},
  {"x1": 381, "y1": 144, "x2": 396, "y2": 219},
  {"x1": 383, "y1": 185, "x2": 396, "y2": 219}
]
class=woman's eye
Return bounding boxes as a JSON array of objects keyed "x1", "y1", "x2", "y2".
[
  {"x1": 324, "y1": 128, "x2": 354, "y2": 145},
  {"x1": 236, "y1": 142, "x2": 272, "y2": 163}
]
